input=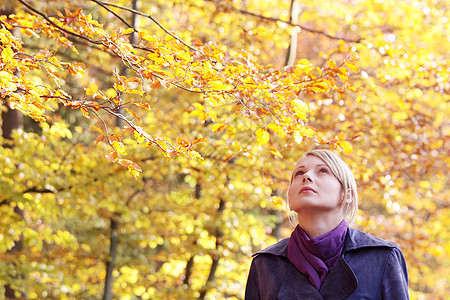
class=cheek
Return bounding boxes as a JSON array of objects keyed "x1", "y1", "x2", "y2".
[
  {"x1": 287, "y1": 183, "x2": 296, "y2": 201},
  {"x1": 287, "y1": 185, "x2": 294, "y2": 199},
  {"x1": 329, "y1": 183, "x2": 343, "y2": 200}
]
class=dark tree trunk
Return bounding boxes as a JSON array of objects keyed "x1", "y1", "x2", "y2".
[
  {"x1": 3, "y1": 107, "x2": 26, "y2": 300},
  {"x1": 103, "y1": 218, "x2": 119, "y2": 300},
  {"x1": 199, "y1": 199, "x2": 225, "y2": 299},
  {"x1": 103, "y1": 1, "x2": 140, "y2": 299},
  {"x1": 2, "y1": 4, "x2": 26, "y2": 298},
  {"x1": 2, "y1": 108, "x2": 23, "y2": 141}
]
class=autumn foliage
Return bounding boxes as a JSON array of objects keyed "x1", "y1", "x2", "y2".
[{"x1": 0, "y1": 0, "x2": 448, "y2": 299}]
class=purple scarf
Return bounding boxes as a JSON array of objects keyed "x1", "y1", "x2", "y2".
[{"x1": 287, "y1": 219, "x2": 348, "y2": 290}]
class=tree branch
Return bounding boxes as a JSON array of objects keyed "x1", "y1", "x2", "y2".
[
  {"x1": 90, "y1": 0, "x2": 134, "y2": 29},
  {"x1": 183, "y1": 255, "x2": 195, "y2": 285},
  {"x1": 89, "y1": 0, "x2": 203, "y2": 53},
  {"x1": 17, "y1": 0, "x2": 105, "y2": 46},
  {"x1": 204, "y1": 0, "x2": 362, "y2": 43}
]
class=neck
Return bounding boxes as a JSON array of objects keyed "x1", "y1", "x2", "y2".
[{"x1": 296, "y1": 210, "x2": 345, "y2": 238}]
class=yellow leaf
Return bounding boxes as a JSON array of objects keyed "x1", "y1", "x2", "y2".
[
  {"x1": 192, "y1": 102, "x2": 205, "y2": 111},
  {"x1": 270, "y1": 196, "x2": 284, "y2": 206},
  {"x1": 328, "y1": 59, "x2": 336, "y2": 68},
  {"x1": 128, "y1": 165, "x2": 141, "y2": 179},
  {"x1": 85, "y1": 88, "x2": 96, "y2": 95},
  {"x1": 267, "y1": 123, "x2": 286, "y2": 137},
  {"x1": 68, "y1": 63, "x2": 85, "y2": 77},
  {"x1": 125, "y1": 89, "x2": 144, "y2": 95},
  {"x1": 270, "y1": 147, "x2": 283, "y2": 158},
  {"x1": 291, "y1": 99, "x2": 309, "y2": 121},
  {"x1": 1, "y1": 47, "x2": 14, "y2": 63},
  {"x1": 392, "y1": 111, "x2": 408, "y2": 122},
  {"x1": 118, "y1": 158, "x2": 133, "y2": 167},
  {"x1": 124, "y1": 108, "x2": 140, "y2": 120},
  {"x1": 134, "y1": 131, "x2": 146, "y2": 144},
  {"x1": 293, "y1": 126, "x2": 316, "y2": 139},
  {"x1": 80, "y1": 106, "x2": 90, "y2": 118},
  {"x1": 293, "y1": 131, "x2": 303, "y2": 144},
  {"x1": 312, "y1": 82, "x2": 329, "y2": 93},
  {"x1": 0, "y1": 71, "x2": 13, "y2": 82},
  {"x1": 337, "y1": 132, "x2": 346, "y2": 141},
  {"x1": 122, "y1": 28, "x2": 134, "y2": 34},
  {"x1": 112, "y1": 141, "x2": 127, "y2": 155},
  {"x1": 256, "y1": 128, "x2": 269, "y2": 146},
  {"x1": 176, "y1": 137, "x2": 190, "y2": 148},
  {"x1": 131, "y1": 102, "x2": 151, "y2": 111},
  {"x1": 105, "y1": 151, "x2": 118, "y2": 162},
  {"x1": 345, "y1": 61, "x2": 359, "y2": 73},
  {"x1": 90, "y1": 126, "x2": 104, "y2": 135},
  {"x1": 337, "y1": 73, "x2": 348, "y2": 82},
  {"x1": 212, "y1": 123, "x2": 226, "y2": 132},
  {"x1": 190, "y1": 110, "x2": 208, "y2": 121},
  {"x1": 419, "y1": 181, "x2": 431, "y2": 189},
  {"x1": 339, "y1": 141, "x2": 353, "y2": 154},
  {"x1": 176, "y1": 50, "x2": 193, "y2": 62},
  {"x1": 114, "y1": 83, "x2": 126, "y2": 92},
  {"x1": 210, "y1": 81, "x2": 231, "y2": 90}
]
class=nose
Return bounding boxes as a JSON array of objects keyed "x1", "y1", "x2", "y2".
[{"x1": 302, "y1": 172, "x2": 313, "y2": 182}]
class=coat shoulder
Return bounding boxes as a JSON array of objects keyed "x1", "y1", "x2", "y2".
[
  {"x1": 252, "y1": 238, "x2": 289, "y2": 257},
  {"x1": 345, "y1": 227, "x2": 397, "y2": 252}
]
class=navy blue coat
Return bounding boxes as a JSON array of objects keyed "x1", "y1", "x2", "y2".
[{"x1": 245, "y1": 227, "x2": 409, "y2": 300}]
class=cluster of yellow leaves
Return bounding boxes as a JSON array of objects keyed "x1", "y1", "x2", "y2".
[
  {"x1": 0, "y1": 25, "x2": 50, "y2": 122},
  {"x1": 2, "y1": 6, "x2": 359, "y2": 179}
]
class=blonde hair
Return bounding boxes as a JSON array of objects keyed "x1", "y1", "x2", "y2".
[{"x1": 288, "y1": 149, "x2": 359, "y2": 224}]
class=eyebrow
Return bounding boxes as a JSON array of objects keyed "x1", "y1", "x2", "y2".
[{"x1": 295, "y1": 164, "x2": 328, "y2": 169}]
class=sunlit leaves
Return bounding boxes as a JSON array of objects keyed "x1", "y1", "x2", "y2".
[
  {"x1": 255, "y1": 128, "x2": 269, "y2": 146},
  {"x1": 2, "y1": 4, "x2": 362, "y2": 178},
  {"x1": 1, "y1": 0, "x2": 447, "y2": 298}
]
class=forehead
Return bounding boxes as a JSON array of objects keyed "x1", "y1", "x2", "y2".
[{"x1": 294, "y1": 155, "x2": 327, "y2": 169}]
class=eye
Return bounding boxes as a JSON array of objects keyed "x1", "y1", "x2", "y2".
[
  {"x1": 319, "y1": 168, "x2": 329, "y2": 174},
  {"x1": 294, "y1": 170, "x2": 304, "y2": 176}
]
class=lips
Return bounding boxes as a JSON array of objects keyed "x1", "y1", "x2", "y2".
[{"x1": 300, "y1": 186, "x2": 316, "y2": 193}]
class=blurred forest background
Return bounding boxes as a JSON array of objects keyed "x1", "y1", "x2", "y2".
[{"x1": 0, "y1": 0, "x2": 448, "y2": 299}]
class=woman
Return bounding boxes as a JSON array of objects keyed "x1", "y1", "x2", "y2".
[{"x1": 245, "y1": 149, "x2": 409, "y2": 299}]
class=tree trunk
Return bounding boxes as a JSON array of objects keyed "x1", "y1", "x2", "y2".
[
  {"x1": 284, "y1": 0, "x2": 301, "y2": 67},
  {"x1": 1, "y1": 108, "x2": 23, "y2": 141},
  {"x1": 116, "y1": 0, "x2": 140, "y2": 128},
  {"x1": 2, "y1": 4, "x2": 26, "y2": 298},
  {"x1": 3, "y1": 108, "x2": 26, "y2": 300},
  {"x1": 103, "y1": 218, "x2": 119, "y2": 300},
  {"x1": 103, "y1": 1, "x2": 140, "y2": 298},
  {"x1": 199, "y1": 199, "x2": 225, "y2": 299}
]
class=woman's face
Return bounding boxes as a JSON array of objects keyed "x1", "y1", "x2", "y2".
[{"x1": 288, "y1": 155, "x2": 343, "y2": 214}]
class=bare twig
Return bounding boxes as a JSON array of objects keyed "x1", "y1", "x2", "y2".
[
  {"x1": 203, "y1": 0, "x2": 362, "y2": 43},
  {"x1": 90, "y1": 0, "x2": 134, "y2": 29},
  {"x1": 89, "y1": 0, "x2": 203, "y2": 53},
  {"x1": 17, "y1": 0, "x2": 106, "y2": 46}
]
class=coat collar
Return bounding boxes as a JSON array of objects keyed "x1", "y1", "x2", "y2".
[
  {"x1": 253, "y1": 227, "x2": 396, "y2": 258},
  {"x1": 253, "y1": 227, "x2": 396, "y2": 300},
  {"x1": 343, "y1": 227, "x2": 396, "y2": 252}
]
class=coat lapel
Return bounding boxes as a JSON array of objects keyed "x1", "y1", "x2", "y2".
[
  {"x1": 319, "y1": 256, "x2": 358, "y2": 300},
  {"x1": 278, "y1": 263, "x2": 324, "y2": 300},
  {"x1": 277, "y1": 257, "x2": 357, "y2": 300}
]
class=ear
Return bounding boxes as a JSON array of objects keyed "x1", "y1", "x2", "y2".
[{"x1": 341, "y1": 189, "x2": 354, "y2": 205}]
